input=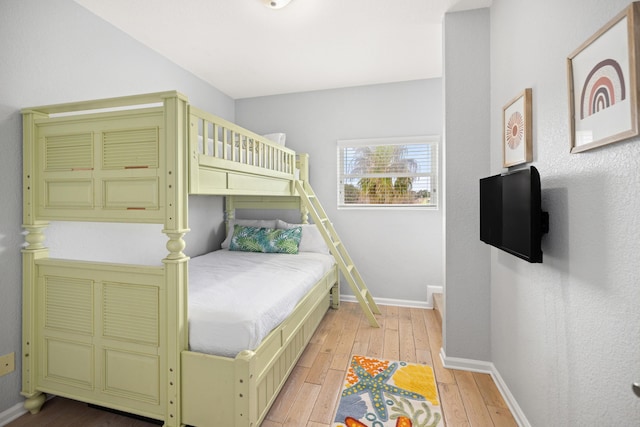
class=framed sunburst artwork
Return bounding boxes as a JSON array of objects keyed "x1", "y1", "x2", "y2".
[
  {"x1": 567, "y1": 1, "x2": 640, "y2": 153},
  {"x1": 502, "y1": 88, "x2": 532, "y2": 168}
]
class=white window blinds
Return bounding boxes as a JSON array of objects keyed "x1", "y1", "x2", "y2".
[{"x1": 337, "y1": 136, "x2": 439, "y2": 208}]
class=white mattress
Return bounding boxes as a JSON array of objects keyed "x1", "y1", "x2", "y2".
[{"x1": 188, "y1": 249, "x2": 335, "y2": 357}]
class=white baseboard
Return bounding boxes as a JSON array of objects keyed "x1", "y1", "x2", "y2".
[
  {"x1": 439, "y1": 348, "x2": 531, "y2": 427},
  {"x1": 426, "y1": 285, "x2": 443, "y2": 308},
  {"x1": 0, "y1": 401, "x2": 26, "y2": 427},
  {"x1": 340, "y1": 295, "x2": 430, "y2": 309}
]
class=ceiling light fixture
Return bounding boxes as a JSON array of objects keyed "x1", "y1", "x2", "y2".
[{"x1": 262, "y1": 0, "x2": 292, "y2": 10}]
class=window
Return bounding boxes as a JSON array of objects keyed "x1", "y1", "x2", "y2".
[{"x1": 337, "y1": 136, "x2": 439, "y2": 209}]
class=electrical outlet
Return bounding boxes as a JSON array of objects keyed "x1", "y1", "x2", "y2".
[{"x1": 0, "y1": 352, "x2": 15, "y2": 376}]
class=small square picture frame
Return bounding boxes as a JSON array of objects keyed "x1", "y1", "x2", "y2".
[{"x1": 502, "y1": 88, "x2": 533, "y2": 168}]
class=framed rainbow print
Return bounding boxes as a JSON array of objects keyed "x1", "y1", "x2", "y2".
[
  {"x1": 503, "y1": 88, "x2": 532, "y2": 168},
  {"x1": 567, "y1": 1, "x2": 640, "y2": 153}
]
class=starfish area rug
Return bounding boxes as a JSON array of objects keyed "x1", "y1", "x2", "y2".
[{"x1": 332, "y1": 355, "x2": 444, "y2": 427}]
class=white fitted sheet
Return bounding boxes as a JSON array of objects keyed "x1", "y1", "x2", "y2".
[{"x1": 188, "y1": 249, "x2": 335, "y2": 357}]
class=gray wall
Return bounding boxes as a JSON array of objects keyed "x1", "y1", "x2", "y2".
[
  {"x1": 236, "y1": 80, "x2": 444, "y2": 303},
  {"x1": 489, "y1": 0, "x2": 640, "y2": 424},
  {"x1": 442, "y1": 9, "x2": 491, "y2": 361},
  {"x1": 0, "y1": 0, "x2": 231, "y2": 412}
]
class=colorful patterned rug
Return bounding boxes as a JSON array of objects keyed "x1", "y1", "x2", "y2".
[{"x1": 332, "y1": 355, "x2": 444, "y2": 427}]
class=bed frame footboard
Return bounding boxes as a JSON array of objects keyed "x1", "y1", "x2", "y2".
[{"x1": 21, "y1": 258, "x2": 185, "y2": 424}]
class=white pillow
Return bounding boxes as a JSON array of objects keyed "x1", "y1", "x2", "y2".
[
  {"x1": 221, "y1": 219, "x2": 277, "y2": 249},
  {"x1": 262, "y1": 133, "x2": 286, "y2": 146},
  {"x1": 276, "y1": 220, "x2": 330, "y2": 254}
]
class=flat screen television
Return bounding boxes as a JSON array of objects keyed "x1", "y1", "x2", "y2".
[{"x1": 479, "y1": 166, "x2": 549, "y2": 263}]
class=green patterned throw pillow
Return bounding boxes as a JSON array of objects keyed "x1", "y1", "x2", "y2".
[{"x1": 229, "y1": 225, "x2": 302, "y2": 254}]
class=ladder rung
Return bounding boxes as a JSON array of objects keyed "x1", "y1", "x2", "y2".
[
  {"x1": 346, "y1": 264, "x2": 354, "y2": 273},
  {"x1": 360, "y1": 289, "x2": 368, "y2": 298}
]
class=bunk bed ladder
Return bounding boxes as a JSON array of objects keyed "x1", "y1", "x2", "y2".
[{"x1": 295, "y1": 180, "x2": 381, "y2": 327}]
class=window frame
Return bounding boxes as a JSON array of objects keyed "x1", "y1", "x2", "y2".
[{"x1": 337, "y1": 135, "x2": 440, "y2": 210}]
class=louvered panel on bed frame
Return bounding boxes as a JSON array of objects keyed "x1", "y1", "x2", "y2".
[
  {"x1": 21, "y1": 91, "x2": 336, "y2": 427},
  {"x1": 33, "y1": 109, "x2": 166, "y2": 222},
  {"x1": 32, "y1": 259, "x2": 167, "y2": 419}
]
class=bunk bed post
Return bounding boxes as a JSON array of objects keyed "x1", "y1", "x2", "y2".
[
  {"x1": 234, "y1": 350, "x2": 257, "y2": 426},
  {"x1": 296, "y1": 153, "x2": 310, "y2": 224},
  {"x1": 300, "y1": 200, "x2": 310, "y2": 224},
  {"x1": 21, "y1": 109, "x2": 49, "y2": 414},
  {"x1": 161, "y1": 92, "x2": 190, "y2": 427},
  {"x1": 21, "y1": 225, "x2": 49, "y2": 414},
  {"x1": 296, "y1": 153, "x2": 309, "y2": 183},
  {"x1": 188, "y1": 107, "x2": 200, "y2": 194},
  {"x1": 225, "y1": 196, "x2": 236, "y2": 233}
]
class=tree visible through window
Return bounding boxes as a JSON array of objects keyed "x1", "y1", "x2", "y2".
[{"x1": 338, "y1": 136, "x2": 439, "y2": 208}]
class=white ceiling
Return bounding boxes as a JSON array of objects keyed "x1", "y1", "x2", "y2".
[{"x1": 74, "y1": 0, "x2": 491, "y2": 99}]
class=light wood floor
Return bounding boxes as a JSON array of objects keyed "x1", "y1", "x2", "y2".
[{"x1": 7, "y1": 302, "x2": 517, "y2": 427}]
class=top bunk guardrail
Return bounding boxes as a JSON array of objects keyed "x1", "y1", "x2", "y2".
[{"x1": 189, "y1": 106, "x2": 296, "y2": 181}]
